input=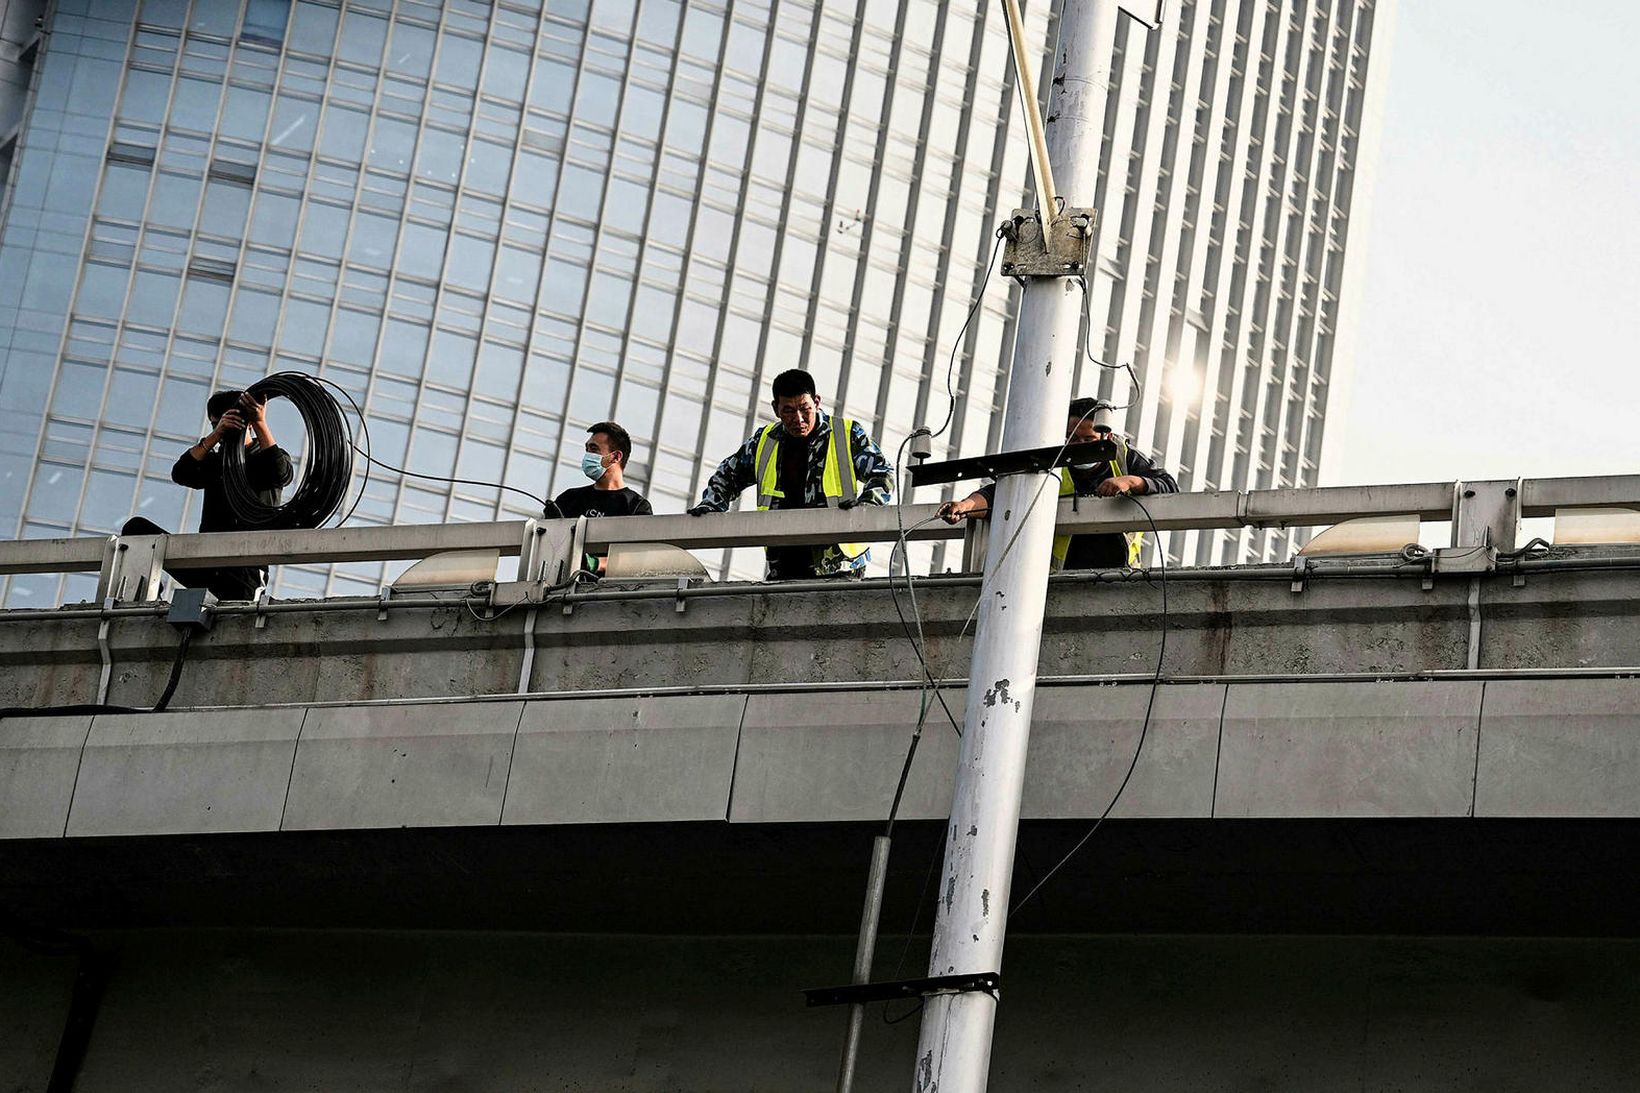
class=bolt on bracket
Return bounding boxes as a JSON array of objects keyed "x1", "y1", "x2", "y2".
[{"x1": 1000, "y1": 207, "x2": 1096, "y2": 278}]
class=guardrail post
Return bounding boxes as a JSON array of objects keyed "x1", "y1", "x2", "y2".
[
  {"x1": 93, "y1": 534, "x2": 120, "y2": 602},
  {"x1": 515, "y1": 519, "x2": 542, "y2": 582},
  {"x1": 960, "y1": 517, "x2": 988, "y2": 573},
  {"x1": 106, "y1": 534, "x2": 169, "y2": 602},
  {"x1": 1452, "y1": 479, "x2": 1521, "y2": 553}
]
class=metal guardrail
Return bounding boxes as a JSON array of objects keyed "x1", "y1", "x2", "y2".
[{"x1": 1, "y1": 474, "x2": 1636, "y2": 603}]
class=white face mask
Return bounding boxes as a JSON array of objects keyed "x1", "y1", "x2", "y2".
[{"x1": 581, "y1": 453, "x2": 607, "y2": 481}]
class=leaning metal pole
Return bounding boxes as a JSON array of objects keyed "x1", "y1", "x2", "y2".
[{"x1": 911, "y1": 1, "x2": 1120, "y2": 1089}]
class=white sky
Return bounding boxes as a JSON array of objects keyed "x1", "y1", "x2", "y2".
[{"x1": 1332, "y1": 0, "x2": 1640, "y2": 487}]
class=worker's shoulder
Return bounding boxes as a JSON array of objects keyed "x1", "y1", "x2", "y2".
[{"x1": 1124, "y1": 438, "x2": 1164, "y2": 462}]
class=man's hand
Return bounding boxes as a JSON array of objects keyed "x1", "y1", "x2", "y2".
[
  {"x1": 238, "y1": 392, "x2": 266, "y2": 427},
  {"x1": 687, "y1": 504, "x2": 715, "y2": 517},
  {"x1": 1095, "y1": 474, "x2": 1148, "y2": 497},
  {"x1": 937, "y1": 494, "x2": 989, "y2": 524}
]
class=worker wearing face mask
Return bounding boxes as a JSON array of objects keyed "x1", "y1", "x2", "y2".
[
  {"x1": 552, "y1": 421, "x2": 654, "y2": 521},
  {"x1": 936, "y1": 396, "x2": 1178, "y2": 568},
  {"x1": 550, "y1": 421, "x2": 654, "y2": 576}
]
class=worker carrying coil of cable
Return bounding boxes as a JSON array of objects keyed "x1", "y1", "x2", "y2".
[
  {"x1": 121, "y1": 389, "x2": 294, "y2": 601},
  {"x1": 937, "y1": 396, "x2": 1178, "y2": 568}
]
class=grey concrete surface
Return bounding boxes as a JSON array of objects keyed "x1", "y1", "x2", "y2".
[
  {"x1": 730, "y1": 690, "x2": 966, "y2": 822},
  {"x1": 283, "y1": 702, "x2": 523, "y2": 831},
  {"x1": 1476, "y1": 678, "x2": 1640, "y2": 817},
  {"x1": 65, "y1": 710, "x2": 305, "y2": 837},
  {"x1": 1215, "y1": 681, "x2": 1483, "y2": 818},
  {"x1": 13, "y1": 930, "x2": 1640, "y2": 1093},
  {"x1": 0, "y1": 714, "x2": 90, "y2": 838},
  {"x1": 9, "y1": 674, "x2": 1640, "y2": 842},
  {"x1": 503, "y1": 694, "x2": 744, "y2": 824},
  {"x1": 4, "y1": 565, "x2": 1640, "y2": 841},
  {"x1": 8, "y1": 565, "x2": 1639, "y2": 713},
  {"x1": 1024, "y1": 683, "x2": 1223, "y2": 819}
]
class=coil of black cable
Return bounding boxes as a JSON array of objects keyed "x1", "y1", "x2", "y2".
[{"x1": 220, "y1": 371, "x2": 353, "y2": 530}]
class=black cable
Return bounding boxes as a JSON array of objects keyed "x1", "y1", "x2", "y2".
[
  {"x1": 888, "y1": 433, "x2": 964, "y2": 740},
  {"x1": 1077, "y1": 277, "x2": 1143, "y2": 410},
  {"x1": 305, "y1": 374, "x2": 373, "y2": 527},
  {"x1": 931, "y1": 226, "x2": 1007, "y2": 443},
  {"x1": 878, "y1": 827, "x2": 944, "y2": 1027},
  {"x1": 312, "y1": 374, "x2": 552, "y2": 515},
  {"x1": 1009, "y1": 490, "x2": 1169, "y2": 915},
  {"x1": 223, "y1": 372, "x2": 549, "y2": 536},
  {"x1": 221, "y1": 372, "x2": 354, "y2": 530},
  {"x1": 3, "y1": 626, "x2": 195, "y2": 717},
  {"x1": 150, "y1": 627, "x2": 192, "y2": 712}
]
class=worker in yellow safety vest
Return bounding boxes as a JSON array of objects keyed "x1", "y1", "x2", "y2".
[
  {"x1": 690, "y1": 369, "x2": 895, "y2": 579},
  {"x1": 937, "y1": 396, "x2": 1178, "y2": 569}
]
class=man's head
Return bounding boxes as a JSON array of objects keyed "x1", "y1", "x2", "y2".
[
  {"x1": 207, "y1": 390, "x2": 245, "y2": 427},
  {"x1": 584, "y1": 420, "x2": 633, "y2": 475},
  {"x1": 771, "y1": 369, "x2": 822, "y2": 438},
  {"x1": 1066, "y1": 396, "x2": 1115, "y2": 443}
]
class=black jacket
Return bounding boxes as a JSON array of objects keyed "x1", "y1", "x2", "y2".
[
  {"x1": 170, "y1": 443, "x2": 293, "y2": 592},
  {"x1": 171, "y1": 444, "x2": 294, "y2": 533}
]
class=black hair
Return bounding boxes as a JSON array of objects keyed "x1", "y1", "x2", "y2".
[
  {"x1": 207, "y1": 390, "x2": 245, "y2": 420},
  {"x1": 587, "y1": 420, "x2": 632, "y2": 465},
  {"x1": 1067, "y1": 396, "x2": 1111, "y2": 422},
  {"x1": 770, "y1": 368, "x2": 818, "y2": 402}
]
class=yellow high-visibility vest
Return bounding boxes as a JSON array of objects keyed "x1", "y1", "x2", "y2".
[
  {"x1": 1051, "y1": 435, "x2": 1143, "y2": 569},
  {"x1": 753, "y1": 418, "x2": 865, "y2": 561}
]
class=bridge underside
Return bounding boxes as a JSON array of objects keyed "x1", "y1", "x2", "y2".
[
  {"x1": 6, "y1": 568, "x2": 1640, "y2": 1089},
  {"x1": 4, "y1": 817, "x2": 1640, "y2": 937}
]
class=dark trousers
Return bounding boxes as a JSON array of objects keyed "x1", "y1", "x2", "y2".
[{"x1": 120, "y1": 517, "x2": 263, "y2": 601}]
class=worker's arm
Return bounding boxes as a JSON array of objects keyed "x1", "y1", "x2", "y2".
[
  {"x1": 848, "y1": 421, "x2": 894, "y2": 506},
  {"x1": 238, "y1": 392, "x2": 279, "y2": 455},
  {"x1": 1095, "y1": 448, "x2": 1177, "y2": 497},
  {"x1": 689, "y1": 432, "x2": 760, "y2": 514},
  {"x1": 173, "y1": 414, "x2": 240, "y2": 488},
  {"x1": 938, "y1": 484, "x2": 993, "y2": 524}
]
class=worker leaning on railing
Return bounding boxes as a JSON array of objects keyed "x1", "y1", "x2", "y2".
[
  {"x1": 688, "y1": 368, "x2": 895, "y2": 580},
  {"x1": 938, "y1": 396, "x2": 1178, "y2": 568}
]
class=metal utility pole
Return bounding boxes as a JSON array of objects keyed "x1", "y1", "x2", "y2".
[{"x1": 912, "y1": 1, "x2": 1122, "y2": 1089}]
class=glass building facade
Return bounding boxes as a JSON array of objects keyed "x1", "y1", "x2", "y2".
[{"x1": 0, "y1": 0, "x2": 1390, "y2": 604}]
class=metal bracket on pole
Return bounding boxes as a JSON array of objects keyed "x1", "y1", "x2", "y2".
[
  {"x1": 1291, "y1": 554, "x2": 1309, "y2": 594},
  {"x1": 999, "y1": 207, "x2": 1095, "y2": 279},
  {"x1": 674, "y1": 577, "x2": 689, "y2": 614},
  {"x1": 803, "y1": 972, "x2": 1002, "y2": 1009},
  {"x1": 910, "y1": 437, "x2": 1118, "y2": 488},
  {"x1": 253, "y1": 585, "x2": 272, "y2": 629},
  {"x1": 376, "y1": 586, "x2": 392, "y2": 621}
]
